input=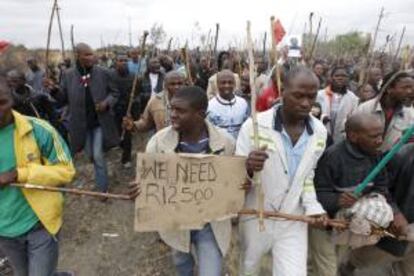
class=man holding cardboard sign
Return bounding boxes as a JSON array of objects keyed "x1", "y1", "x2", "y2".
[{"x1": 130, "y1": 86, "x2": 245, "y2": 276}]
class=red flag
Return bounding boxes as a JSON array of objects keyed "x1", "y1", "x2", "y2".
[
  {"x1": 0, "y1": 41, "x2": 10, "y2": 54},
  {"x1": 273, "y1": 19, "x2": 286, "y2": 44}
]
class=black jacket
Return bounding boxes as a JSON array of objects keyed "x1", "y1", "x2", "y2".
[
  {"x1": 377, "y1": 143, "x2": 414, "y2": 256},
  {"x1": 138, "y1": 72, "x2": 164, "y2": 116},
  {"x1": 315, "y1": 140, "x2": 393, "y2": 218}
]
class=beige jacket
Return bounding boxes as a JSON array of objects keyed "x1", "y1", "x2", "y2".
[
  {"x1": 146, "y1": 120, "x2": 235, "y2": 255},
  {"x1": 354, "y1": 97, "x2": 414, "y2": 152},
  {"x1": 135, "y1": 90, "x2": 170, "y2": 132},
  {"x1": 207, "y1": 73, "x2": 241, "y2": 99}
]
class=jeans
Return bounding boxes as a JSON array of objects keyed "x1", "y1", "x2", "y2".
[
  {"x1": 172, "y1": 224, "x2": 222, "y2": 276},
  {"x1": 0, "y1": 224, "x2": 59, "y2": 276},
  {"x1": 84, "y1": 127, "x2": 109, "y2": 192},
  {"x1": 115, "y1": 113, "x2": 132, "y2": 164}
]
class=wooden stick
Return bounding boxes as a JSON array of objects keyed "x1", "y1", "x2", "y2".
[
  {"x1": 270, "y1": 16, "x2": 282, "y2": 94},
  {"x1": 11, "y1": 183, "x2": 131, "y2": 200},
  {"x1": 393, "y1": 26, "x2": 406, "y2": 63},
  {"x1": 246, "y1": 21, "x2": 266, "y2": 232},
  {"x1": 70, "y1": 24, "x2": 76, "y2": 62},
  {"x1": 45, "y1": 0, "x2": 57, "y2": 78},
  {"x1": 262, "y1": 32, "x2": 267, "y2": 58},
  {"x1": 213, "y1": 23, "x2": 220, "y2": 58},
  {"x1": 166, "y1": 37, "x2": 173, "y2": 54},
  {"x1": 55, "y1": 1, "x2": 66, "y2": 60},
  {"x1": 307, "y1": 12, "x2": 314, "y2": 58},
  {"x1": 361, "y1": 7, "x2": 385, "y2": 89},
  {"x1": 121, "y1": 30, "x2": 149, "y2": 140},
  {"x1": 181, "y1": 46, "x2": 193, "y2": 85},
  {"x1": 308, "y1": 17, "x2": 322, "y2": 65},
  {"x1": 239, "y1": 209, "x2": 348, "y2": 229},
  {"x1": 269, "y1": 16, "x2": 276, "y2": 68}
]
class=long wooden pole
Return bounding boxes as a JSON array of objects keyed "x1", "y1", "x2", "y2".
[
  {"x1": 70, "y1": 24, "x2": 75, "y2": 60},
  {"x1": 361, "y1": 7, "x2": 385, "y2": 89},
  {"x1": 11, "y1": 183, "x2": 131, "y2": 200},
  {"x1": 213, "y1": 23, "x2": 220, "y2": 59},
  {"x1": 262, "y1": 32, "x2": 267, "y2": 58},
  {"x1": 126, "y1": 32, "x2": 148, "y2": 111},
  {"x1": 55, "y1": 1, "x2": 66, "y2": 60},
  {"x1": 239, "y1": 209, "x2": 396, "y2": 238},
  {"x1": 247, "y1": 21, "x2": 266, "y2": 231},
  {"x1": 269, "y1": 16, "x2": 276, "y2": 68},
  {"x1": 121, "y1": 31, "x2": 149, "y2": 140},
  {"x1": 308, "y1": 17, "x2": 322, "y2": 65},
  {"x1": 45, "y1": 0, "x2": 57, "y2": 78},
  {"x1": 181, "y1": 46, "x2": 193, "y2": 85},
  {"x1": 239, "y1": 209, "x2": 348, "y2": 229},
  {"x1": 270, "y1": 16, "x2": 282, "y2": 94}
]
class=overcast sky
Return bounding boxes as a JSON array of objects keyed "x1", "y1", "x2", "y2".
[{"x1": 1, "y1": 0, "x2": 413, "y2": 50}]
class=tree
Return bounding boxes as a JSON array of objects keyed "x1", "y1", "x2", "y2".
[{"x1": 149, "y1": 23, "x2": 166, "y2": 47}]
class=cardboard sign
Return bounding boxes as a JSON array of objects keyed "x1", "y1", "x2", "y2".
[{"x1": 134, "y1": 153, "x2": 246, "y2": 232}]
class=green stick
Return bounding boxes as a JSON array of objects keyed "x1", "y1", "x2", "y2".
[{"x1": 353, "y1": 125, "x2": 414, "y2": 196}]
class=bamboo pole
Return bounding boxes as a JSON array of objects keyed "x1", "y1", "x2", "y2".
[{"x1": 11, "y1": 183, "x2": 131, "y2": 200}]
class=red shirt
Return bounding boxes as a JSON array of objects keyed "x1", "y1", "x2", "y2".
[{"x1": 256, "y1": 83, "x2": 279, "y2": 112}]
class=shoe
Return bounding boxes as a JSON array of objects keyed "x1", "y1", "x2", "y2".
[
  {"x1": 122, "y1": 162, "x2": 132, "y2": 169},
  {"x1": 54, "y1": 271, "x2": 76, "y2": 276}
]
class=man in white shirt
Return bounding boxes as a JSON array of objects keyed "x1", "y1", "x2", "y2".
[{"x1": 207, "y1": 70, "x2": 249, "y2": 139}]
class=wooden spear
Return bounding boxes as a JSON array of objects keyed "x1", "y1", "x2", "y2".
[
  {"x1": 55, "y1": 1, "x2": 66, "y2": 60},
  {"x1": 11, "y1": 183, "x2": 131, "y2": 200},
  {"x1": 247, "y1": 21, "x2": 266, "y2": 231},
  {"x1": 45, "y1": 0, "x2": 57, "y2": 78}
]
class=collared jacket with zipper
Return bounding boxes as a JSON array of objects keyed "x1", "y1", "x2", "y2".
[
  {"x1": 236, "y1": 106, "x2": 327, "y2": 217},
  {"x1": 12, "y1": 110, "x2": 75, "y2": 235},
  {"x1": 145, "y1": 120, "x2": 235, "y2": 255},
  {"x1": 316, "y1": 86, "x2": 359, "y2": 143}
]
